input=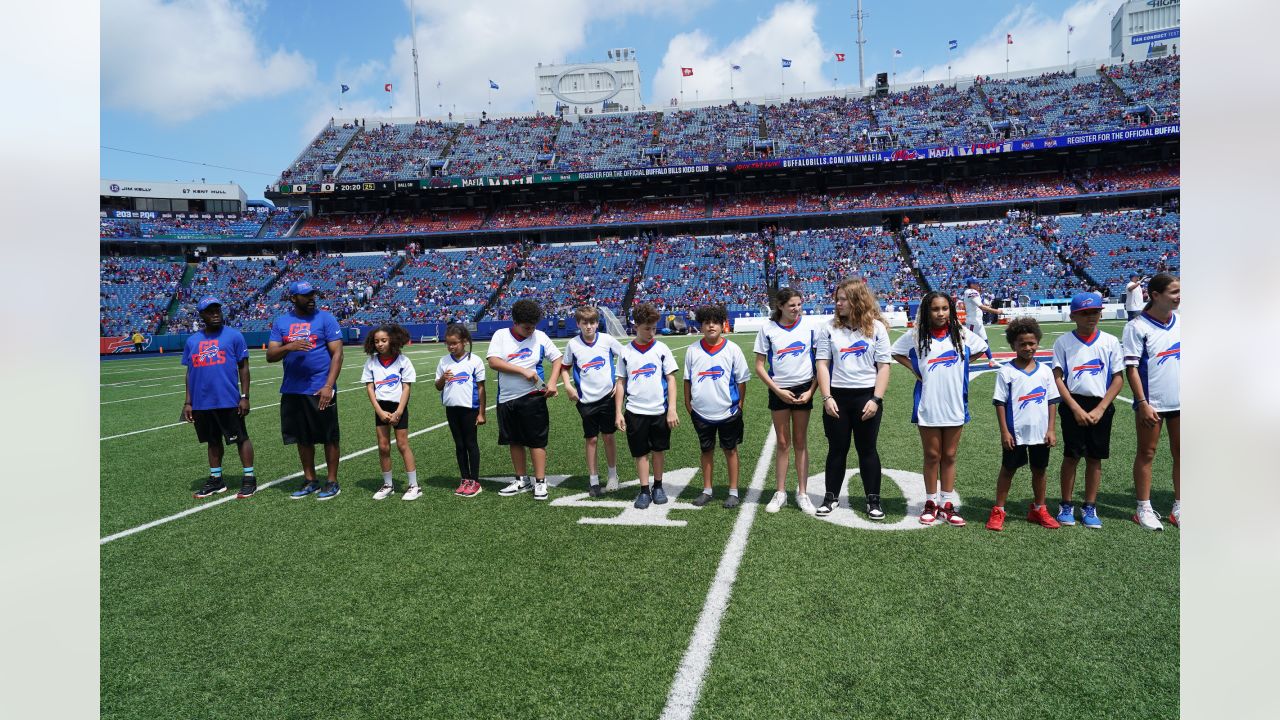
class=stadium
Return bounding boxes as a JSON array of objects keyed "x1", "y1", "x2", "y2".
[{"x1": 98, "y1": 4, "x2": 1181, "y2": 719}]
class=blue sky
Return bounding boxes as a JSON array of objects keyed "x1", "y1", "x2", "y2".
[{"x1": 101, "y1": 0, "x2": 1114, "y2": 200}]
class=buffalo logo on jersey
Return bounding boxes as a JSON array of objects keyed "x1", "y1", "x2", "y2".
[
  {"x1": 697, "y1": 366, "x2": 726, "y2": 383},
  {"x1": 1018, "y1": 386, "x2": 1048, "y2": 409},
  {"x1": 1156, "y1": 342, "x2": 1180, "y2": 365},
  {"x1": 446, "y1": 371, "x2": 471, "y2": 385},
  {"x1": 375, "y1": 373, "x2": 401, "y2": 389},
  {"x1": 927, "y1": 350, "x2": 960, "y2": 371},
  {"x1": 191, "y1": 340, "x2": 227, "y2": 368},
  {"x1": 580, "y1": 356, "x2": 607, "y2": 373},
  {"x1": 1072, "y1": 358, "x2": 1105, "y2": 379},
  {"x1": 839, "y1": 340, "x2": 869, "y2": 360},
  {"x1": 286, "y1": 322, "x2": 319, "y2": 347},
  {"x1": 776, "y1": 341, "x2": 807, "y2": 359},
  {"x1": 630, "y1": 362, "x2": 658, "y2": 379},
  {"x1": 506, "y1": 347, "x2": 534, "y2": 361}
]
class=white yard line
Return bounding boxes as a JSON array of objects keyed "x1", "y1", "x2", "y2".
[
  {"x1": 660, "y1": 427, "x2": 776, "y2": 720},
  {"x1": 100, "y1": 401, "x2": 499, "y2": 544},
  {"x1": 100, "y1": 377, "x2": 277, "y2": 405}
]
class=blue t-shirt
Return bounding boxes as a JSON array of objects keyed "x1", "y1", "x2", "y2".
[
  {"x1": 269, "y1": 310, "x2": 343, "y2": 395},
  {"x1": 182, "y1": 327, "x2": 249, "y2": 410}
]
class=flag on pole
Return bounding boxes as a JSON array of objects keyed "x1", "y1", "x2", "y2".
[
  {"x1": 893, "y1": 49, "x2": 903, "y2": 57},
  {"x1": 384, "y1": 83, "x2": 393, "y2": 92},
  {"x1": 436, "y1": 80, "x2": 442, "y2": 89},
  {"x1": 341, "y1": 84, "x2": 349, "y2": 93},
  {"x1": 731, "y1": 64, "x2": 742, "y2": 71},
  {"x1": 948, "y1": 40, "x2": 958, "y2": 50},
  {"x1": 1007, "y1": 33, "x2": 1014, "y2": 44},
  {"x1": 681, "y1": 67, "x2": 694, "y2": 76},
  {"x1": 835, "y1": 53, "x2": 846, "y2": 62},
  {"x1": 781, "y1": 58, "x2": 792, "y2": 68},
  {"x1": 489, "y1": 80, "x2": 499, "y2": 90},
  {"x1": 1068, "y1": 25, "x2": 1075, "y2": 34}
]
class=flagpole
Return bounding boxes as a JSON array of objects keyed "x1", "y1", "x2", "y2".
[
  {"x1": 1067, "y1": 28, "x2": 1072, "y2": 67},
  {"x1": 680, "y1": 75, "x2": 684, "y2": 105},
  {"x1": 1006, "y1": 36, "x2": 1010, "y2": 77},
  {"x1": 409, "y1": 0, "x2": 421, "y2": 118}
]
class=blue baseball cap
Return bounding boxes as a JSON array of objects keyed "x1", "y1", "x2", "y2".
[
  {"x1": 196, "y1": 296, "x2": 223, "y2": 311},
  {"x1": 1070, "y1": 291, "x2": 1103, "y2": 313},
  {"x1": 288, "y1": 280, "x2": 316, "y2": 295},
  {"x1": 964, "y1": 276, "x2": 978, "y2": 286}
]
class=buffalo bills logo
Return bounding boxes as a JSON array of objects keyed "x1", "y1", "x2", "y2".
[
  {"x1": 776, "y1": 341, "x2": 807, "y2": 359},
  {"x1": 286, "y1": 322, "x2": 318, "y2": 346},
  {"x1": 580, "y1": 356, "x2": 607, "y2": 373},
  {"x1": 1156, "y1": 342, "x2": 1180, "y2": 365},
  {"x1": 507, "y1": 347, "x2": 533, "y2": 361},
  {"x1": 191, "y1": 339, "x2": 226, "y2": 368},
  {"x1": 105, "y1": 333, "x2": 152, "y2": 353},
  {"x1": 375, "y1": 373, "x2": 401, "y2": 389},
  {"x1": 927, "y1": 350, "x2": 960, "y2": 371},
  {"x1": 840, "y1": 340, "x2": 869, "y2": 360},
  {"x1": 446, "y1": 372, "x2": 471, "y2": 385},
  {"x1": 631, "y1": 362, "x2": 658, "y2": 379},
  {"x1": 1072, "y1": 358, "x2": 1105, "y2": 379},
  {"x1": 697, "y1": 366, "x2": 725, "y2": 382},
  {"x1": 1018, "y1": 386, "x2": 1047, "y2": 409}
]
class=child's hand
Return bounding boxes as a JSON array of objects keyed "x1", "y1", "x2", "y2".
[
  {"x1": 379, "y1": 410, "x2": 392, "y2": 423},
  {"x1": 442, "y1": 370, "x2": 455, "y2": 383},
  {"x1": 823, "y1": 396, "x2": 840, "y2": 418},
  {"x1": 389, "y1": 412, "x2": 402, "y2": 425},
  {"x1": 1001, "y1": 430, "x2": 1016, "y2": 450},
  {"x1": 666, "y1": 411, "x2": 679, "y2": 429},
  {"x1": 565, "y1": 387, "x2": 579, "y2": 403},
  {"x1": 796, "y1": 389, "x2": 814, "y2": 404},
  {"x1": 616, "y1": 414, "x2": 627, "y2": 431},
  {"x1": 522, "y1": 368, "x2": 538, "y2": 383},
  {"x1": 1045, "y1": 429, "x2": 1057, "y2": 447},
  {"x1": 1137, "y1": 401, "x2": 1161, "y2": 428},
  {"x1": 1071, "y1": 405, "x2": 1091, "y2": 426},
  {"x1": 543, "y1": 383, "x2": 558, "y2": 398},
  {"x1": 860, "y1": 399, "x2": 879, "y2": 420},
  {"x1": 476, "y1": 412, "x2": 486, "y2": 426},
  {"x1": 1086, "y1": 407, "x2": 1105, "y2": 425}
]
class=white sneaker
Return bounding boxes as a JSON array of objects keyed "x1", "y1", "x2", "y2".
[
  {"x1": 1133, "y1": 506, "x2": 1164, "y2": 531},
  {"x1": 402, "y1": 486, "x2": 422, "y2": 501},
  {"x1": 373, "y1": 484, "x2": 395, "y2": 500},
  {"x1": 605, "y1": 476, "x2": 620, "y2": 493},
  {"x1": 499, "y1": 477, "x2": 532, "y2": 496},
  {"x1": 795, "y1": 491, "x2": 816, "y2": 515},
  {"x1": 765, "y1": 491, "x2": 787, "y2": 513},
  {"x1": 1170, "y1": 501, "x2": 1181, "y2": 528},
  {"x1": 533, "y1": 479, "x2": 549, "y2": 500}
]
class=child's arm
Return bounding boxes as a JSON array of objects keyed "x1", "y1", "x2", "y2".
[
  {"x1": 1053, "y1": 367, "x2": 1090, "y2": 425},
  {"x1": 562, "y1": 363, "x2": 580, "y2": 403},
  {"x1": 1093, "y1": 371, "x2": 1124, "y2": 421},
  {"x1": 1045, "y1": 398, "x2": 1057, "y2": 447},
  {"x1": 390, "y1": 384, "x2": 410, "y2": 424},
  {"x1": 753, "y1": 354, "x2": 785, "y2": 398},
  {"x1": 476, "y1": 382, "x2": 487, "y2": 425},
  {"x1": 737, "y1": 382, "x2": 748, "y2": 413},
  {"x1": 994, "y1": 402, "x2": 1016, "y2": 450},
  {"x1": 488, "y1": 356, "x2": 538, "y2": 382},
  {"x1": 237, "y1": 358, "x2": 251, "y2": 417},
  {"x1": 614, "y1": 378, "x2": 627, "y2": 430},
  {"x1": 683, "y1": 378, "x2": 693, "y2": 417},
  {"x1": 665, "y1": 373, "x2": 680, "y2": 428},
  {"x1": 544, "y1": 358, "x2": 563, "y2": 398},
  {"x1": 434, "y1": 366, "x2": 450, "y2": 391},
  {"x1": 366, "y1": 382, "x2": 388, "y2": 422},
  {"x1": 892, "y1": 354, "x2": 921, "y2": 380},
  {"x1": 1127, "y1": 366, "x2": 1160, "y2": 427},
  {"x1": 862, "y1": 363, "x2": 889, "y2": 420},
  {"x1": 816, "y1": 359, "x2": 838, "y2": 417}
]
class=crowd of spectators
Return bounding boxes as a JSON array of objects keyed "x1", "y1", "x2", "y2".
[
  {"x1": 355, "y1": 244, "x2": 524, "y2": 326},
  {"x1": 338, "y1": 120, "x2": 456, "y2": 181},
  {"x1": 762, "y1": 96, "x2": 875, "y2": 156},
  {"x1": 448, "y1": 115, "x2": 560, "y2": 178},
  {"x1": 977, "y1": 71, "x2": 1125, "y2": 137},
  {"x1": 596, "y1": 198, "x2": 705, "y2": 224},
  {"x1": 661, "y1": 104, "x2": 760, "y2": 164},
  {"x1": 1074, "y1": 163, "x2": 1179, "y2": 194},
  {"x1": 486, "y1": 237, "x2": 643, "y2": 320},
  {"x1": 1107, "y1": 55, "x2": 1180, "y2": 119},
  {"x1": 1049, "y1": 209, "x2": 1180, "y2": 295},
  {"x1": 827, "y1": 183, "x2": 951, "y2": 210},
  {"x1": 633, "y1": 232, "x2": 769, "y2": 313},
  {"x1": 553, "y1": 112, "x2": 663, "y2": 172},
  {"x1": 294, "y1": 212, "x2": 382, "y2": 238},
  {"x1": 710, "y1": 192, "x2": 825, "y2": 218},
  {"x1": 167, "y1": 257, "x2": 286, "y2": 334},
  {"x1": 100, "y1": 257, "x2": 185, "y2": 336},
  {"x1": 774, "y1": 227, "x2": 920, "y2": 308},
  {"x1": 374, "y1": 209, "x2": 486, "y2": 235},
  {"x1": 277, "y1": 123, "x2": 361, "y2": 185},
  {"x1": 948, "y1": 173, "x2": 1080, "y2": 204},
  {"x1": 484, "y1": 202, "x2": 595, "y2": 230}
]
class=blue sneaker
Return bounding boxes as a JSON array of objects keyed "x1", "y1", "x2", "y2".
[
  {"x1": 634, "y1": 491, "x2": 652, "y2": 509},
  {"x1": 1081, "y1": 504, "x2": 1102, "y2": 529},
  {"x1": 316, "y1": 482, "x2": 341, "y2": 500},
  {"x1": 1056, "y1": 502, "x2": 1076, "y2": 526},
  {"x1": 290, "y1": 480, "x2": 320, "y2": 499},
  {"x1": 652, "y1": 486, "x2": 668, "y2": 505}
]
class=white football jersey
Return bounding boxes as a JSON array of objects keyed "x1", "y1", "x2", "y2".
[
  {"x1": 361, "y1": 353, "x2": 416, "y2": 403},
  {"x1": 891, "y1": 326, "x2": 990, "y2": 427},
  {"x1": 961, "y1": 288, "x2": 984, "y2": 325},
  {"x1": 1051, "y1": 330, "x2": 1123, "y2": 398},
  {"x1": 815, "y1": 319, "x2": 892, "y2": 389},
  {"x1": 435, "y1": 352, "x2": 486, "y2": 409},
  {"x1": 752, "y1": 318, "x2": 815, "y2": 387},
  {"x1": 615, "y1": 339, "x2": 678, "y2": 415},
  {"x1": 685, "y1": 339, "x2": 751, "y2": 422},
  {"x1": 1122, "y1": 312, "x2": 1181, "y2": 412},
  {"x1": 562, "y1": 332, "x2": 623, "y2": 404},
  {"x1": 993, "y1": 360, "x2": 1061, "y2": 445},
  {"x1": 487, "y1": 327, "x2": 562, "y2": 404},
  {"x1": 1125, "y1": 282, "x2": 1145, "y2": 312}
]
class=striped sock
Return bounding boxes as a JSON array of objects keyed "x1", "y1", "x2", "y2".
[
  {"x1": 210, "y1": 467, "x2": 222, "y2": 479},
  {"x1": 243, "y1": 466, "x2": 255, "y2": 477}
]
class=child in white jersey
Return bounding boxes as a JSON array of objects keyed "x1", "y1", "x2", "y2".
[
  {"x1": 753, "y1": 288, "x2": 817, "y2": 514},
  {"x1": 891, "y1": 291, "x2": 991, "y2": 526},
  {"x1": 361, "y1": 324, "x2": 420, "y2": 500},
  {"x1": 1123, "y1": 272, "x2": 1181, "y2": 530},
  {"x1": 985, "y1": 318, "x2": 1061, "y2": 531},
  {"x1": 435, "y1": 324, "x2": 487, "y2": 498},
  {"x1": 687, "y1": 304, "x2": 751, "y2": 509},
  {"x1": 561, "y1": 306, "x2": 623, "y2": 496},
  {"x1": 614, "y1": 303, "x2": 679, "y2": 509}
]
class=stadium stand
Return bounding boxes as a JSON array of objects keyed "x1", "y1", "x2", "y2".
[
  {"x1": 373, "y1": 209, "x2": 487, "y2": 235},
  {"x1": 762, "y1": 96, "x2": 875, "y2": 156},
  {"x1": 233, "y1": 251, "x2": 402, "y2": 331},
  {"x1": 484, "y1": 201, "x2": 596, "y2": 230},
  {"x1": 484, "y1": 238, "x2": 643, "y2": 320},
  {"x1": 294, "y1": 212, "x2": 382, "y2": 238},
  {"x1": 1050, "y1": 209, "x2": 1180, "y2": 294},
  {"x1": 948, "y1": 173, "x2": 1081, "y2": 204},
  {"x1": 827, "y1": 183, "x2": 951, "y2": 210},
  {"x1": 277, "y1": 122, "x2": 361, "y2": 184},
  {"x1": 633, "y1": 233, "x2": 769, "y2": 313},
  {"x1": 100, "y1": 257, "x2": 185, "y2": 336},
  {"x1": 774, "y1": 227, "x2": 921, "y2": 307},
  {"x1": 351, "y1": 244, "x2": 523, "y2": 326},
  {"x1": 596, "y1": 198, "x2": 705, "y2": 224},
  {"x1": 260, "y1": 207, "x2": 305, "y2": 238},
  {"x1": 168, "y1": 258, "x2": 287, "y2": 334},
  {"x1": 1107, "y1": 55, "x2": 1180, "y2": 119},
  {"x1": 661, "y1": 104, "x2": 760, "y2": 164},
  {"x1": 553, "y1": 112, "x2": 662, "y2": 171},
  {"x1": 1074, "y1": 162, "x2": 1179, "y2": 194},
  {"x1": 710, "y1": 192, "x2": 826, "y2": 219},
  {"x1": 339, "y1": 120, "x2": 456, "y2": 181},
  {"x1": 448, "y1": 115, "x2": 560, "y2": 178}
]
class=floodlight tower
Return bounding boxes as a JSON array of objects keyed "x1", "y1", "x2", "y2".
[
  {"x1": 854, "y1": 0, "x2": 868, "y2": 89},
  {"x1": 410, "y1": 0, "x2": 422, "y2": 117}
]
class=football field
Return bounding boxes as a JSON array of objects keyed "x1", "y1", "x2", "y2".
[{"x1": 100, "y1": 320, "x2": 1178, "y2": 719}]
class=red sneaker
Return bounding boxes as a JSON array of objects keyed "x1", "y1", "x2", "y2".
[
  {"x1": 458, "y1": 479, "x2": 482, "y2": 498},
  {"x1": 986, "y1": 506, "x2": 1007, "y2": 531},
  {"x1": 920, "y1": 500, "x2": 939, "y2": 525},
  {"x1": 1026, "y1": 504, "x2": 1061, "y2": 529},
  {"x1": 454, "y1": 479, "x2": 469, "y2": 497},
  {"x1": 939, "y1": 501, "x2": 966, "y2": 527}
]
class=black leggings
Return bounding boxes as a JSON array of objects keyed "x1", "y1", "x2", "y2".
[
  {"x1": 446, "y1": 406, "x2": 480, "y2": 479},
  {"x1": 821, "y1": 387, "x2": 883, "y2": 498}
]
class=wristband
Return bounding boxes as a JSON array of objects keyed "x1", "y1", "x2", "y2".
[
  {"x1": 872, "y1": 396, "x2": 884, "y2": 406},
  {"x1": 1135, "y1": 398, "x2": 1147, "y2": 405}
]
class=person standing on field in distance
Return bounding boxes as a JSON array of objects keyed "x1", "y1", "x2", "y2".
[
  {"x1": 1123, "y1": 272, "x2": 1181, "y2": 531},
  {"x1": 686, "y1": 304, "x2": 751, "y2": 510},
  {"x1": 753, "y1": 288, "x2": 817, "y2": 514},
  {"x1": 184, "y1": 296, "x2": 256, "y2": 500},
  {"x1": 814, "y1": 278, "x2": 891, "y2": 519},
  {"x1": 489, "y1": 298, "x2": 563, "y2": 501},
  {"x1": 961, "y1": 277, "x2": 1000, "y2": 369},
  {"x1": 1125, "y1": 273, "x2": 1146, "y2": 320},
  {"x1": 132, "y1": 329, "x2": 145, "y2": 353},
  {"x1": 561, "y1": 306, "x2": 623, "y2": 496},
  {"x1": 267, "y1": 281, "x2": 344, "y2": 501}
]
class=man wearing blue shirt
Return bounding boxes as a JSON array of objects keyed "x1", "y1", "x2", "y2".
[
  {"x1": 267, "y1": 281, "x2": 345, "y2": 500},
  {"x1": 183, "y1": 296, "x2": 256, "y2": 499}
]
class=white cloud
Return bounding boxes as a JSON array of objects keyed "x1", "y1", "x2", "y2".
[
  {"x1": 652, "y1": 1, "x2": 831, "y2": 106},
  {"x1": 102, "y1": 0, "x2": 314, "y2": 123}
]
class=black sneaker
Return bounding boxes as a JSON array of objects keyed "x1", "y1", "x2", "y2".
[
  {"x1": 588, "y1": 484, "x2": 603, "y2": 498},
  {"x1": 866, "y1": 495, "x2": 885, "y2": 521},
  {"x1": 237, "y1": 479, "x2": 257, "y2": 499},
  {"x1": 194, "y1": 477, "x2": 227, "y2": 499},
  {"x1": 815, "y1": 492, "x2": 838, "y2": 516},
  {"x1": 691, "y1": 492, "x2": 713, "y2": 507},
  {"x1": 722, "y1": 494, "x2": 740, "y2": 509}
]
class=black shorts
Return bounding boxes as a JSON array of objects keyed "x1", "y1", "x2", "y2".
[
  {"x1": 192, "y1": 408, "x2": 249, "y2": 446},
  {"x1": 1158, "y1": 410, "x2": 1180, "y2": 420},
  {"x1": 497, "y1": 393, "x2": 550, "y2": 448},
  {"x1": 1002, "y1": 443, "x2": 1050, "y2": 470},
  {"x1": 624, "y1": 410, "x2": 671, "y2": 457},
  {"x1": 691, "y1": 411, "x2": 744, "y2": 452},
  {"x1": 577, "y1": 394, "x2": 617, "y2": 438},
  {"x1": 374, "y1": 399, "x2": 410, "y2": 429},
  {"x1": 1058, "y1": 395, "x2": 1115, "y2": 460},
  {"x1": 768, "y1": 382, "x2": 814, "y2": 411},
  {"x1": 280, "y1": 393, "x2": 340, "y2": 446}
]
